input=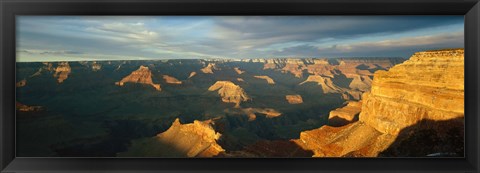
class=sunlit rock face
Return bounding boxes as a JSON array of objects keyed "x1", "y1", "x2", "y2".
[
  {"x1": 285, "y1": 95, "x2": 303, "y2": 104},
  {"x1": 115, "y1": 65, "x2": 161, "y2": 91},
  {"x1": 16, "y1": 79, "x2": 27, "y2": 87},
  {"x1": 163, "y1": 75, "x2": 182, "y2": 84},
  {"x1": 53, "y1": 62, "x2": 71, "y2": 83},
  {"x1": 234, "y1": 67, "x2": 245, "y2": 74},
  {"x1": 91, "y1": 61, "x2": 102, "y2": 71},
  {"x1": 254, "y1": 75, "x2": 275, "y2": 84},
  {"x1": 208, "y1": 81, "x2": 250, "y2": 108},
  {"x1": 155, "y1": 118, "x2": 225, "y2": 157},
  {"x1": 16, "y1": 102, "x2": 42, "y2": 112},
  {"x1": 328, "y1": 101, "x2": 362, "y2": 127},
  {"x1": 188, "y1": 72, "x2": 197, "y2": 78},
  {"x1": 293, "y1": 49, "x2": 464, "y2": 157},
  {"x1": 201, "y1": 63, "x2": 219, "y2": 74},
  {"x1": 224, "y1": 107, "x2": 282, "y2": 121},
  {"x1": 360, "y1": 49, "x2": 464, "y2": 135},
  {"x1": 300, "y1": 75, "x2": 342, "y2": 93}
]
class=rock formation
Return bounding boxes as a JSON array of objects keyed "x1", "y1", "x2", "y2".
[
  {"x1": 225, "y1": 108, "x2": 282, "y2": 121},
  {"x1": 300, "y1": 75, "x2": 342, "y2": 93},
  {"x1": 293, "y1": 49, "x2": 464, "y2": 157},
  {"x1": 16, "y1": 79, "x2": 27, "y2": 87},
  {"x1": 154, "y1": 118, "x2": 225, "y2": 157},
  {"x1": 16, "y1": 102, "x2": 42, "y2": 112},
  {"x1": 285, "y1": 95, "x2": 303, "y2": 104},
  {"x1": 30, "y1": 62, "x2": 54, "y2": 77},
  {"x1": 234, "y1": 67, "x2": 245, "y2": 74},
  {"x1": 208, "y1": 81, "x2": 250, "y2": 108},
  {"x1": 201, "y1": 63, "x2": 218, "y2": 74},
  {"x1": 254, "y1": 75, "x2": 275, "y2": 84},
  {"x1": 188, "y1": 72, "x2": 197, "y2": 78},
  {"x1": 163, "y1": 75, "x2": 182, "y2": 84},
  {"x1": 91, "y1": 61, "x2": 102, "y2": 71},
  {"x1": 53, "y1": 62, "x2": 71, "y2": 83},
  {"x1": 115, "y1": 65, "x2": 161, "y2": 91},
  {"x1": 237, "y1": 78, "x2": 244, "y2": 82},
  {"x1": 328, "y1": 101, "x2": 362, "y2": 126}
]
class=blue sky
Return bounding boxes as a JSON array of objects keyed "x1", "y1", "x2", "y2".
[{"x1": 16, "y1": 16, "x2": 464, "y2": 62}]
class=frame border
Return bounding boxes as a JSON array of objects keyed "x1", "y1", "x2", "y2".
[{"x1": 1, "y1": 0, "x2": 479, "y2": 172}]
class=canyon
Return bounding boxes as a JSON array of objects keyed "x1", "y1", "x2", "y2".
[
  {"x1": 15, "y1": 52, "x2": 461, "y2": 158},
  {"x1": 293, "y1": 49, "x2": 464, "y2": 157}
]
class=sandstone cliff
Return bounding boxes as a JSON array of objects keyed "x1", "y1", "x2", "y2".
[
  {"x1": 254, "y1": 75, "x2": 275, "y2": 84},
  {"x1": 201, "y1": 63, "x2": 218, "y2": 74},
  {"x1": 234, "y1": 67, "x2": 245, "y2": 74},
  {"x1": 208, "y1": 81, "x2": 250, "y2": 107},
  {"x1": 115, "y1": 65, "x2": 161, "y2": 91},
  {"x1": 163, "y1": 75, "x2": 182, "y2": 84},
  {"x1": 328, "y1": 101, "x2": 362, "y2": 127},
  {"x1": 53, "y1": 62, "x2": 71, "y2": 83},
  {"x1": 285, "y1": 95, "x2": 303, "y2": 104},
  {"x1": 155, "y1": 118, "x2": 225, "y2": 157},
  {"x1": 188, "y1": 72, "x2": 197, "y2": 78},
  {"x1": 293, "y1": 49, "x2": 464, "y2": 157}
]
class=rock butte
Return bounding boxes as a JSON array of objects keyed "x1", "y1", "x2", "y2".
[
  {"x1": 328, "y1": 101, "x2": 362, "y2": 127},
  {"x1": 208, "y1": 81, "x2": 250, "y2": 108},
  {"x1": 16, "y1": 79, "x2": 27, "y2": 87},
  {"x1": 156, "y1": 118, "x2": 225, "y2": 157},
  {"x1": 16, "y1": 102, "x2": 42, "y2": 112},
  {"x1": 234, "y1": 67, "x2": 245, "y2": 74},
  {"x1": 201, "y1": 63, "x2": 218, "y2": 74},
  {"x1": 53, "y1": 62, "x2": 71, "y2": 83},
  {"x1": 254, "y1": 75, "x2": 275, "y2": 84},
  {"x1": 293, "y1": 49, "x2": 464, "y2": 157},
  {"x1": 163, "y1": 75, "x2": 182, "y2": 84},
  {"x1": 115, "y1": 65, "x2": 161, "y2": 91},
  {"x1": 188, "y1": 72, "x2": 197, "y2": 78},
  {"x1": 285, "y1": 95, "x2": 303, "y2": 104},
  {"x1": 237, "y1": 78, "x2": 244, "y2": 82},
  {"x1": 91, "y1": 62, "x2": 102, "y2": 71}
]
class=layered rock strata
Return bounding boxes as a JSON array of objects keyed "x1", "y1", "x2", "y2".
[
  {"x1": 53, "y1": 62, "x2": 71, "y2": 83},
  {"x1": 293, "y1": 49, "x2": 464, "y2": 157},
  {"x1": 208, "y1": 81, "x2": 250, "y2": 108},
  {"x1": 115, "y1": 65, "x2": 161, "y2": 91}
]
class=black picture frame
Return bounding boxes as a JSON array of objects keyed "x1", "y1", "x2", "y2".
[{"x1": 1, "y1": 0, "x2": 479, "y2": 172}]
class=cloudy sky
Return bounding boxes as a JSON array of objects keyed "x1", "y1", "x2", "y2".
[{"x1": 17, "y1": 16, "x2": 464, "y2": 62}]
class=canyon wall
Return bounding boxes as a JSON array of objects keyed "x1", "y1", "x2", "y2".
[
  {"x1": 293, "y1": 49, "x2": 464, "y2": 157},
  {"x1": 115, "y1": 65, "x2": 161, "y2": 91}
]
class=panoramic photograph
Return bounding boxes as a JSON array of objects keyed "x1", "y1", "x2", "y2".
[{"x1": 15, "y1": 16, "x2": 464, "y2": 157}]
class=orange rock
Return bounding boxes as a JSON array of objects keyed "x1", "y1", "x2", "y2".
[
  {"x1": 16, "y1": 102, "x2": 42, "y2": 112},
  {"x1": 156, "y1": 118, "x2": 225, "y2": 157},
  {"x1": 208, "y1": 81, "x2": 249, "y2": 107},
  {"x1": 285, "y1": 95, "x2": 303, "y2": 104},
  {"x1": 162, "y1": 75, "x2": 182, "y2": 84},
  {"x1": 188, "y1": 71, "x2": 197, "y2": 78},
  {"x1": 53, "y1": 62, "x2": 71, "y2": 83},
  {"x1": 16, "y1": 79, "x2": 27, "y2": 87},
  {"x1": 328, "y1": 101, "x2": 362, "y2": 126},
  {"x1": 116, "y1": 65, "x2": 161, "y2": 91},
  {"x1": 293, "y1": 49, "x2": 464, "y2": 157},
  {"x1": 234, "y1": 67, "x2": 245, "y2": 74},
  {"x1": 254, "y1": 75, "x2": 275, "y2": 84},
  {"x1": 300, "y1": 75, "x2": 342, "y2": 93},
  {"x1": 201, "y1": 63, "x2": 218, "y2": 74}
]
